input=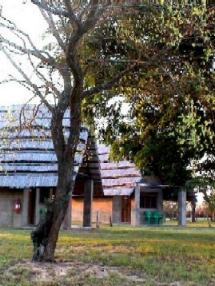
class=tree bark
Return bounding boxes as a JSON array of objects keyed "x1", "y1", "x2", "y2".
[
  {"x1": 31, "y1": 164, "x2": 75, "y2": 262},
  {"x1": 191, "y1": 196, "x2": 196, "y2": 223}
]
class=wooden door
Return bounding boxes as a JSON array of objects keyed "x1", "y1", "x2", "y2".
[
  {"x1": 28, "y1": 189, "x2": 36, "y2": 225},
  {"x1": 121, "y1": 196, "x2": 131, "y2": 223}
]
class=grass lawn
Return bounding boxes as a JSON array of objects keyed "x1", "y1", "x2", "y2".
[{"x1": 0, "y1": 223, "x2": 215, "y2": 286}]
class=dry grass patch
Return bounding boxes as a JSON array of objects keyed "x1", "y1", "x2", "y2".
[{"x1": 1, "y1": 260, "x2": 148, "y2": 286}]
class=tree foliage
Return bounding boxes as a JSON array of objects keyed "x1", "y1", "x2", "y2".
[{"x1": 87, "y1": 2, "x2": 215, "y2": 188}]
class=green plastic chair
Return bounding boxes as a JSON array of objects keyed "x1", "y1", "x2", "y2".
[
  {"x1": 151, "y1": 211, "x2": 163, "y2": 225},
  {"x1": 144, "y1": 211, "x2": 152, "y2": 225},
  {"x1": 151, "y1": 211, "x2": 159, "y2": 224}
]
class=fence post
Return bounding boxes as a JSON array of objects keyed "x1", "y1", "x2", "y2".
[
  {"x1": 109, "y1": 216, "x2": 113, "y2": 227},
  {"x1": 96, "y1": 211, "x2": 100, "y2": 228}
]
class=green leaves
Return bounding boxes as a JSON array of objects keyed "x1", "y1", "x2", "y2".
[{"x1": 82, "y1": 2, "x2": 214, "y2": 190}]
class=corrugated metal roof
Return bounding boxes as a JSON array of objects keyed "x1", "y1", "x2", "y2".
[
  {"x1": 0, "y1": 140, "x2": 86, "y2": 151},
  {"x1": 0, "y1": 152, "x2": 84, "y2": 164},
  {"x1": 0, "y1": 105, "x2": 142, "y2": 195},
  {"x1": 0, "y1": 105, "x2": 88, "y2": 188},
  {"x1": 0, "y1": 129, "x2": 88, "y2": 141},
  {"x1": 0, "y1": 164, "x2": 79, "y2": 173},
  {"x1": 0, "y1": 174, "x2": 59, "y2": 188},
  {"x1": 96, "y1": 144, "x2": 141, "y2": 196},
  {"x1": 102, "y1": 177, "x2": 140, "y2": 187},
  {"x1": 103, "y1": 187, "x2": 135, "y2": 196},
  {"x1": 100, "y1": 168, "x2": 140, "y2": 178},
  {"x1": 100, "y1": 161, "x2": 137, "y2": 170}
]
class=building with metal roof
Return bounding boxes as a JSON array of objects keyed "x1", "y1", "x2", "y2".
[{"x1": 0, "y1": 105, "x2": 188, "y2": 227}]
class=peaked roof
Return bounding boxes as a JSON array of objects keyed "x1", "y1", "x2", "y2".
[
  {"x1": 0, "y1": 105, "x2": 141, "y2": 195},
  {"x1": 0, "y1": 105, "x2": 88, "y2": 188},
  {"x1": 97, "y1": 144, "x2": 141, "y2": 196}
]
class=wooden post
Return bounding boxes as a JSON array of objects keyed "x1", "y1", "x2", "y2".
[
  {"x1": 35, "y1": 188, "x2": 40, "y2": 225},
  {"x1": 132, "y1": 184, "x2": 140, "y2": 226},
  {"x1": 109, "y1": 216, "x2": 113, "y2": 227},
  {"x1": 191, "y1": 196, "x2": 196, "y2": 223},
  {"x1": 22, "y1": 188, "x2": 30, "y2": 226},
  {"x1": 96, "y1": 211, "x2": 100, "y2": 228},
  {"x1": 112, "y1": 196, "x2": 121, "y2": 224},
  {"x1": 178, "y1": 190, "x2": 187, "y2": 226},
  {"x1": 157, "y1": 190, "x2": 163, "y2": 211},
  {"x1": 83, "y1": 179, "x2": 93, "y2": 227}
]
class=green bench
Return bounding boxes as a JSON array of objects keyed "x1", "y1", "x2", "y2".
[{"x1": 143, "y1": 210, "x2": 164, "y2": 225}]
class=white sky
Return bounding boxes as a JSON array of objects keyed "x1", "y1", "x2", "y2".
[{"x1": 0, "y1": 0, "x2": 47, "y2": 105}]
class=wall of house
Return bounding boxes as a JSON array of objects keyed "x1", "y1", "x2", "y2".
[
  {"x1": 72, "y1": 197, "x2": 113, "y2": 225},
  {"x1": 93, "y1": 197, "x2": 113, "y2": 224},
  {"x1": 0, "y1": 190, "x2": 23, "y2": 227}
]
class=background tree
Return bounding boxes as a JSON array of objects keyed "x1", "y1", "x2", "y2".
[{"x1": 86, "y1": 2, "x2": 214, "y2": 192}]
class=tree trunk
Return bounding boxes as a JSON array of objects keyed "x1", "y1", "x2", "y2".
[
  {"x1": 31, "y1": 164, "x2": 75, "y2": 262},
  {"x1": 31, "y1": 82, "x2": 82, "y2": 262},
  {"x1": 191, "y1": 196, "x2": 196, "y2": 223},
  {"x1": 210, "y1": 212, "x2": 215, "y2": 222}
]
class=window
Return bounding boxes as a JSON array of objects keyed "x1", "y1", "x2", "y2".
[{"x1": 140, "y1": 192, "x2": 157, "y2": 209}]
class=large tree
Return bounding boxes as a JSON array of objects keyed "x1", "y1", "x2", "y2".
[
  {"x1": 88, "y1": 2, "x2": 214, "y2": 188},
  {"x1": 0, "y1": 0, "x2": 143, "y2": 262}
]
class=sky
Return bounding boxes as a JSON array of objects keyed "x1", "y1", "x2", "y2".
[{"x1": 0, "y1": 0, "x2": 47, "y2": 105}]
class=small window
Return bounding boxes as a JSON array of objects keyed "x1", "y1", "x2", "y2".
[{"x1": 140, "y1": 192, "x2": 157, "y2": 209}]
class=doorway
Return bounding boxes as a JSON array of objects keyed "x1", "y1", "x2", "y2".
[
  {"x1": 28, "y1": 189, "x2": 36, "y2": 225},
  {"x1": 121, "y1": 196, "x2": 131, "y2": 223}
]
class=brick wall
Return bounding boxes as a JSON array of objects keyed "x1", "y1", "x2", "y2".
[{"x1": 72, "y1": 197, "x2": 113, "y2": 225}]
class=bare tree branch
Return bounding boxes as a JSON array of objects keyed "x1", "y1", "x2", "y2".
[
  {"x1": 0, "y1": 17, "x2": 56, "y2": 66},
  {"x1": 63, "y1": 0, "x2": 81, "y2": 31},
  {"x1": 2, "y1": 48, "x2": 53, "y2": 112},
  {"x1": 0, "y1": 77, "x2": 35, "y2": 93},
  {"x1": 0, "y1": 37, "x2": 55, "y2": 69},
  {"x1": 39, "y1": 8, "x2": 66, "y2": 52}
]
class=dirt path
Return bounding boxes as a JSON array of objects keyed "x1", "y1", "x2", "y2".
[{"x1": 0, "y1": 260, "x2": 182, "y2": 286}]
